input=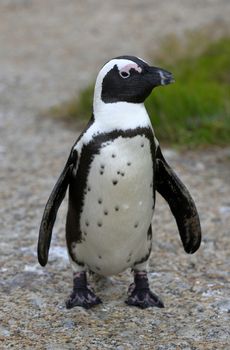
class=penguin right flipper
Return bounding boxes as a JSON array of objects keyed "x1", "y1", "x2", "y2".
[
  {"x1": 37, "y1": 149, "x2": 77, "y2": 267},
  {"x1": 155, "y1": 146, "x2": 201, "y2": 254}
]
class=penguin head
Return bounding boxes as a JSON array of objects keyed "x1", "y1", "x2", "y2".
[{"x1": 94, "y1": 55, "x2": 174, "y2": 107}]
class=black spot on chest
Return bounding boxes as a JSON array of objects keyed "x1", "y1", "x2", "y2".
[{"x1": 66, "y1": 127, "x2": 156, "y2": 257}]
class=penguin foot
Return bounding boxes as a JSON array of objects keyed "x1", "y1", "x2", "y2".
[
  {"x1": 65, "y1": 287, "x2": 102, "y2": 309},
  {"x1": 125, "y1": 271, "x2": 164, "y2": 309},
  {"x1": 66, "y1": 272, "x2": 102, "y2": 309}
]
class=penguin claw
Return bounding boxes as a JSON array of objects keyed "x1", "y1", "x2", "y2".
[
  {"x1": 125, "y1": 285, "x2": 164, "y2": 309},
  {"x1": 66, "y1": 288, "x2": 102, "y2": 309}
]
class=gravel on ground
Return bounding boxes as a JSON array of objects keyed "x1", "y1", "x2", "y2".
[{"x1": 0, "y1": 1, "x2": 230, "y2": 349}]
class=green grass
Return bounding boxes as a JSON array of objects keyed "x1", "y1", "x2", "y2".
[
  {"x1": 146, "y1": 37, "x2": 230, "y2": 147},
  {"x1": 50, "y1": 36, "x2": 230, "y2": 148}
]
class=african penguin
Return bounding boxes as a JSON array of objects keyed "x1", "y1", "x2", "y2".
[{"x1": 38, "y1": 55, "x2": 201, "y2": 309}]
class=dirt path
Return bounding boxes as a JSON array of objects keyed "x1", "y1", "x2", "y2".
[{"x1": 0, "y1": 1, "x2": 230, "y2": 349}]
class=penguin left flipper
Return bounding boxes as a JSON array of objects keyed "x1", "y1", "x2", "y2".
[
  {"x1": 37, "y1": 149, "x2": 77, "y2": 267},
  {"x1": 155, "y1": 146, "x2": 201, "y2": 254}
]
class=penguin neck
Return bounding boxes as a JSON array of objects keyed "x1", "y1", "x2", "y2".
[{"x1": 93, "y1": 99, "x2": 152, "y2": 131}]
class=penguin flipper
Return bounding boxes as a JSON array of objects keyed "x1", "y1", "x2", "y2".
[
  {"x1": 155, "y1": 146, "x2": 201, "y2": 254},
  {"x1": 38, "y1": 150, "x2": 77, "y2": 266}
]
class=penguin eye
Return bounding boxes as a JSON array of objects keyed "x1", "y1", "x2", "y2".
[{"x1": 119, "y1": 71, "x2": 130, "y2": 79}]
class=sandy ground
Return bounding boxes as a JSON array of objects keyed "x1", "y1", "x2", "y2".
[{"x1": 0, "y1": 1, "x2": 230, "y2": 349}]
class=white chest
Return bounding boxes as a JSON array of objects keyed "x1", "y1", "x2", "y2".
[{"x1": 73, "y1": 134, "x2": 154, "y2": 275}]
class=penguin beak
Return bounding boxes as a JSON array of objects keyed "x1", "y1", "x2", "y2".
[{"x1": 146, "y1": 66, "x2": 175, "y2": 87}]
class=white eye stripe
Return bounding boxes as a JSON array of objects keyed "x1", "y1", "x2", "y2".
[
  {"x1": 119, "y1": 63, "x2": 142, "y2": 79},
  {"x1": 119, "y1": 71, "x2": 130, "y2": 79}
]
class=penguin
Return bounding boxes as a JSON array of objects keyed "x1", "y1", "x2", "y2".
[{"x1": 38, "y1": 55, "x2": 201, "y2": 309}]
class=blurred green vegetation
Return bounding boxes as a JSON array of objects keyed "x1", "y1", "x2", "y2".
[
  {"x1": 146, "y1": 36, "x2": 230, "y2": 147},
  {"x1": 50, "y1": 36, "x2": 230, "y2": 148}
]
